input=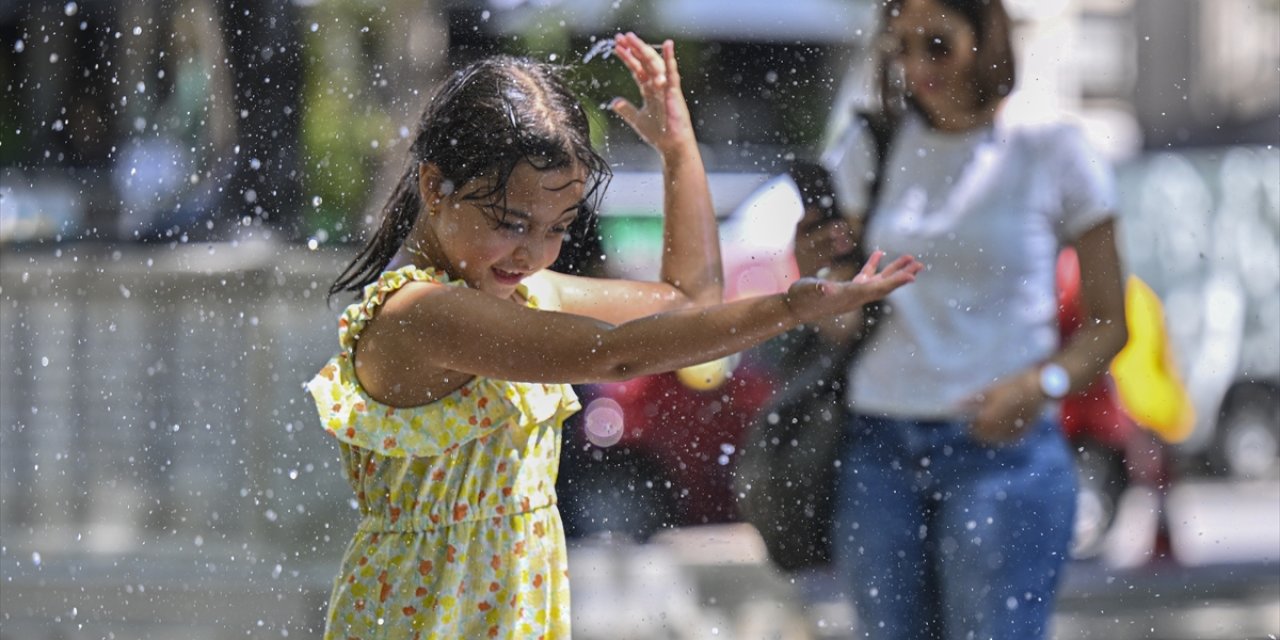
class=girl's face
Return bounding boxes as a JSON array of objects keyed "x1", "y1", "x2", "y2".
[
  {"x1": 430, "y1": 161, "x2": 585, "y2": 299},
  {"x1": 888, "y1": 0, "x2": 981, "y2": 128}
]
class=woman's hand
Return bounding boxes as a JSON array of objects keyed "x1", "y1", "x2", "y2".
[
  {"x1": 609, "y1": 33, "x2": 695, "y2": 158},
  {"x1": 965, "y1": 371, "x2": 1045, "y2": 444},
  {"x1": 794, "y1": 207, "x2": 859, "y2": 277},
  {"x1": 784, "y1": 250, "x2": 923, "y2": 324}
]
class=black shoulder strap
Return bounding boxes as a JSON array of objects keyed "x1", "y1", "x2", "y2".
[{"x1": 843, "y1": 110, "x2": 897, "y2": 365}]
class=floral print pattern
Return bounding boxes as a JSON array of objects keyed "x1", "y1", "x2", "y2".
[{"x1": 308, "y1": 266, "x2": 580, "y2": 639}]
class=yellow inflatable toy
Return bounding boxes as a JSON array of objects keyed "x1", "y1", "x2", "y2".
[
  {"x1": 676, "y1": 356, "x2": 738, "y2": 392},
  {"x1": 1110, "y1": 275, "x2": 1196, "y2": 443}
]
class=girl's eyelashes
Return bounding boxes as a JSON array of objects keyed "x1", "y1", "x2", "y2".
[
  {"x1": 495, "y1": 219, "x2": 572, "y2": 237},
  {"x1": 497, "y1": 220, "x2": 529, "y2": 234}
]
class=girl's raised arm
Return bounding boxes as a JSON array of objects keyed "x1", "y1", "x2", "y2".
[{"x1": 543, "y1": 33, "x2": 722, "y2": 323}]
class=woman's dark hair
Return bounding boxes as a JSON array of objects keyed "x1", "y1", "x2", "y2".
[
  {"x1": 875, "y1": 0, "x2": 1017, "y2": 125},
  {"x1": 329, "y1": 55, "x2": 612, "y2": 300}
]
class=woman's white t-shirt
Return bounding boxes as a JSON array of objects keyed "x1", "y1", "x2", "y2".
[{"x1": 822, "y1": 113, "x2": 1117, "y2": 419}]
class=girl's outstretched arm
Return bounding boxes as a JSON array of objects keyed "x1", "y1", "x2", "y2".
[
  {"x1": 355, "y1": 253, "x2": 921, "y2": 403},
  {"x1": 543, "y1": 33, "x2": 721, "y2": 323}
]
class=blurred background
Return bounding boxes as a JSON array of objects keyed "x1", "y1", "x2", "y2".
[{"x1": 1, "y1": 0, "x2": 1277, "y2": 638}]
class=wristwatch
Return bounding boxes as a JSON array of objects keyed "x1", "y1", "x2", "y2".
[{"x1": 1038, "y1": 362, "x2": 1070, "y2": 400}]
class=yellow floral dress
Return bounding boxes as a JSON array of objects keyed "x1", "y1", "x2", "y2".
[{"x1": 307, "y1": 266, "x2": 580, "y2": 640}]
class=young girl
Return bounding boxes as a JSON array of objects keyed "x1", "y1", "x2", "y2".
[{"x1": 308, "y1": 33, "x2": 922, "y2": 638}]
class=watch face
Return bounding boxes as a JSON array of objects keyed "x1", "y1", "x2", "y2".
[{"x1": 1040, "y1": 364, "x2": 1070, "y2": 399}]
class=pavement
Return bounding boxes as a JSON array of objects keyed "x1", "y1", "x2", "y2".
[
  {"x1": 567, "y1": 522, "x2": 1280, "y2": 640},
  {"x1": 1, "y1": 480, "x2": 1276, "y2": 640},
  {"x1": 566, "y1": 478, "x2": 1280, "y2": 640}
]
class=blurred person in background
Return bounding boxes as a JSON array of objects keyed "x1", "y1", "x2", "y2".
[
  {"x1": 4, "y1": 0, "x2": 305, "y2": 240},
  {"x1": 144, "y1": 0, "x2": 304, "y2": 240},
  {"x1": 803, "y1": 0, "x2": 1130, "y2": 638}
]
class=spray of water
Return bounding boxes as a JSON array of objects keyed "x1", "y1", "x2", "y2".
[{"x1": 581, "y1": 38, "x2": 616, "y2": 64}]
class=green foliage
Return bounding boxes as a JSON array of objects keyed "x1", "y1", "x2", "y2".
[{"x1": 299, "y1": 2, "x2": 395, "y2": 239}]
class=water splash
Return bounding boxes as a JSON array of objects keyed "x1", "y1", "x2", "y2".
[{"x1": 582, "y1": 38, "x2": 615, "y2": 64}]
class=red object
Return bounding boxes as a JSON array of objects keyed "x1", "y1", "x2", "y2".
[
  {"x1": 1056, "y1": 247, "x2": 1137, "y2": 450},
  {"x1": 593, "y1": 365, "x2": 775, "y2": 525},
  {"x1": 1057, "y1": 247, "x2": 1167, "y2": 486}
]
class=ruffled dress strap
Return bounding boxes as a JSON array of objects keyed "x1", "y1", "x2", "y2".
[{"x1": 307, "y1": 265, "x2": 579, "y2": 458}]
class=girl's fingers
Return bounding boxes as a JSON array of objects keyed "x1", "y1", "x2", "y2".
[
  {"x1": 615, "y1": 33, "x2": 669, "y2": 106},
  {"x1": 859, "y1": 250, "x2": 885, "y2": 276},
  {"x1": 881, "y1": 255, "x2": 922, "y2": 279},
  {"x1": 609, "y1": 97, "x2": 640, "y2": 128},
  {"x1": 878, "y1": 254, "x2": 913, "y2": 277},
  {"x1": 614, "y1": 34, "x2": 648, "y2": 84},
  {"x1": 626, "y1": 34, "x2": 668, "y2": 95},
  {"x1": 626, "y1": 33, "x2": 664, "y2": 77},
  {"x1": 662, "y1": 40, "x2": 681, "y2": 90}
]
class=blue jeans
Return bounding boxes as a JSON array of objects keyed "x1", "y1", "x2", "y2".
[{"x1": 833, "y1": 413, "x2": 1077, "y2": 640}]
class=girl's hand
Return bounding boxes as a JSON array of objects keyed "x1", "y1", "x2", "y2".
[
  {"x1": 784, "y1": 251, "x2": 923, "y2": 324},
  {"x1": 609, "y1": 33, "x2": 695, "y2": 158},
  {"x1": 964, "y1": 372, "x2": 1045, "y2": 444}
]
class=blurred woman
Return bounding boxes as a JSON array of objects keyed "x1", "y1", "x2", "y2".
[{"x1": 804, "y1": 0, "x2": 1130, "y2": 638}]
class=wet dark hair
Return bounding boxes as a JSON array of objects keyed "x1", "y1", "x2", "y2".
[
  {"x1": 875, "y1": 0, "x2": 1017, "y2": 125},
  {"x1": 329, "y1": 55, "x2": 612, "y2": 300}
]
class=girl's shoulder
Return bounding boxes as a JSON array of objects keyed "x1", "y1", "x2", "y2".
[{"x1": 338, "y1": 265, "x2": 457, "y2": 352}]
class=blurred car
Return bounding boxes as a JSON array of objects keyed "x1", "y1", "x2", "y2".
[
  {"x1": 556, "y1": 170, "x2": 800, "y2": 540},
  {"x1": 1114, "y1": 146, "x2": 1280, "y2": 481}
]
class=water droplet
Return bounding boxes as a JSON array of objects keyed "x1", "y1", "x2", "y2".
[{"x1": 583, "y1": 398, "x2": 624, "y2": 447}]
